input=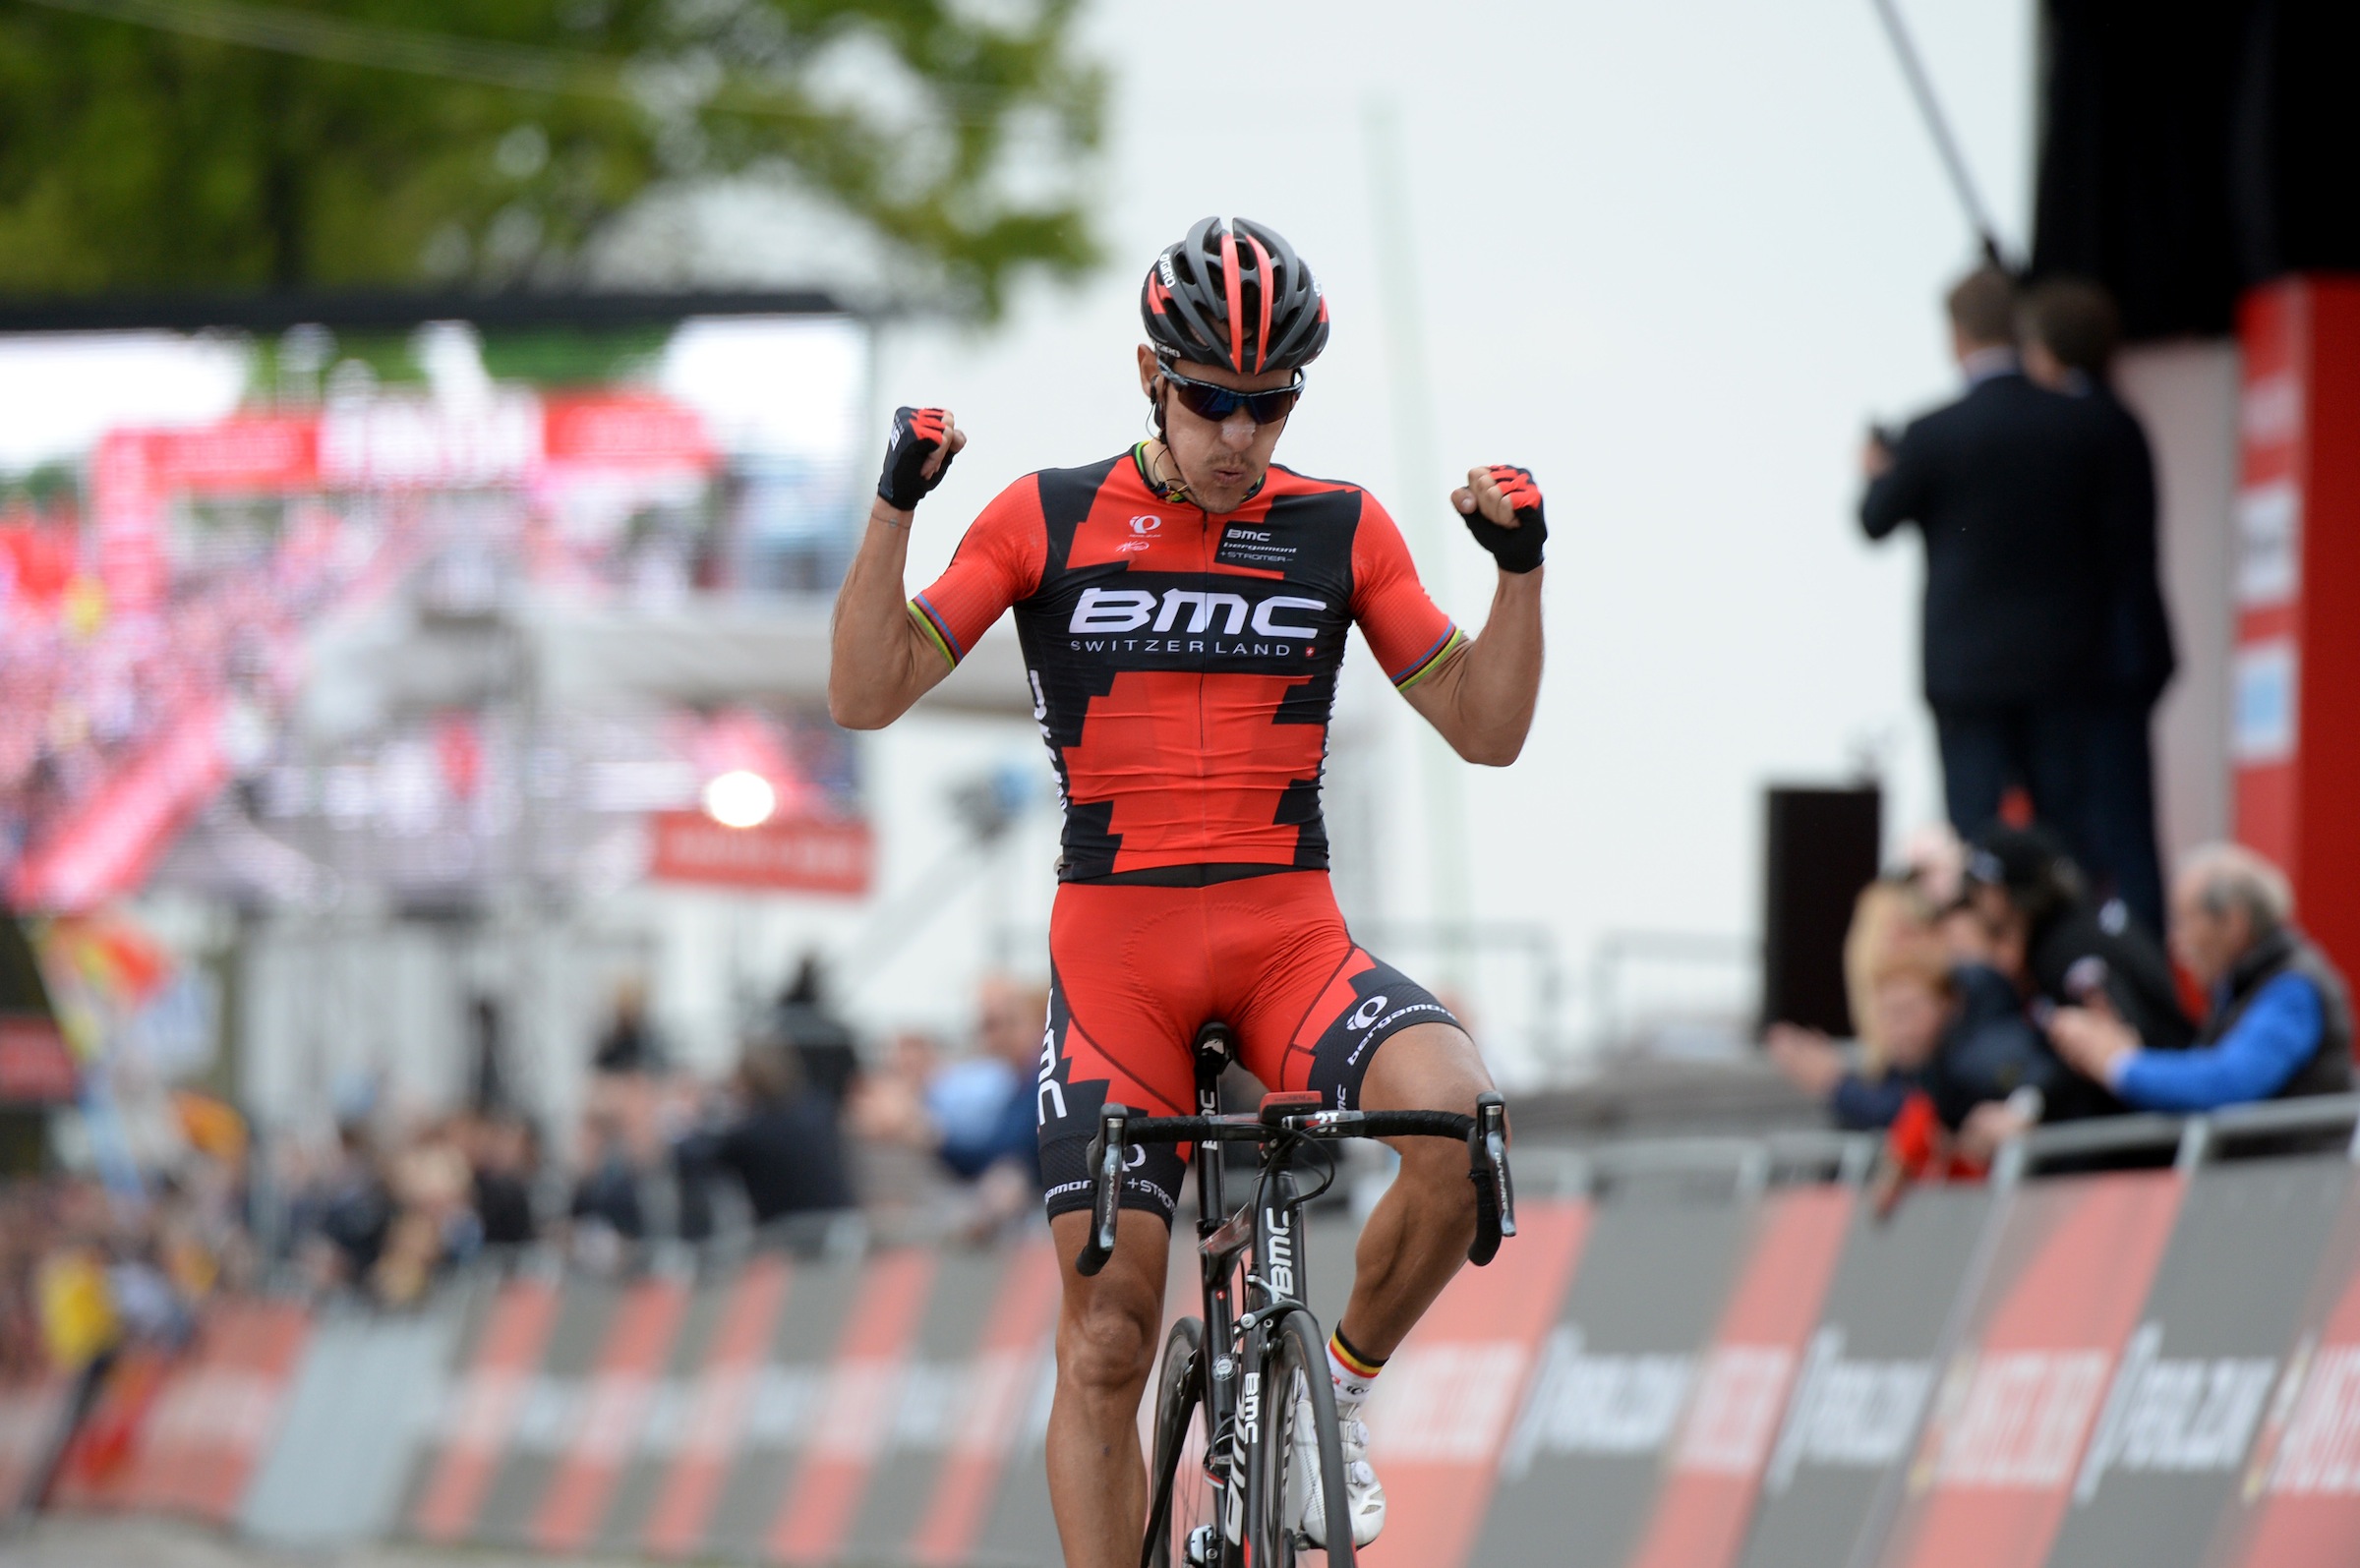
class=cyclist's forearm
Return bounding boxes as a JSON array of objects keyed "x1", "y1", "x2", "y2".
[
  {"x1": 1434, "y1": 566, "x2": 1543, "y2": 765},
  {"x1": 828, "y1": 499, "x2": 942, "y2": 728}
]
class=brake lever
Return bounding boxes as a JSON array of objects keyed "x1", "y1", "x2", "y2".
[
  {"x1": 1076, "y1": 1103, "x2": 1129, "y2": 1278},
  {"x1": 1465, "y1": 1092, "x2": 1514, "y2": 1265}
]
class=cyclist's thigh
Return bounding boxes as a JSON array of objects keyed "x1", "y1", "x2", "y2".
[
  {"x1": 1039, "y1": 883, "x2": 1210, "y2": 1227},
  {"x1": 1213, "y1": 873, "x2": 1464, "y2": 1111}
]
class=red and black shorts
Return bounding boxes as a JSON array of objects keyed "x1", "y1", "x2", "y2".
[{"x1": 1034, "y1": 870, "x2": 1460, "y2": 1223}]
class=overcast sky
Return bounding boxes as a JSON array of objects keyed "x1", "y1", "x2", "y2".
[{"x1": 863, "y1": 0, "x2": 2038, "y2": 1051}]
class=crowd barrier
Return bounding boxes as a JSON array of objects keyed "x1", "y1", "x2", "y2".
[{"x1": 8, "y1": 1096, "x2": 2360, "y2": 1566}]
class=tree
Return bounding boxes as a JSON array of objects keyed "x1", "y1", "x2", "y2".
[{"x1": 0, "y1": 0, "x2": 1103, "y2": 314}]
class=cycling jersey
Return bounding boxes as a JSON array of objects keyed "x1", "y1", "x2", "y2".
[{"x1": 911, "y1": 448, "x2": 1461, "y2": 885}]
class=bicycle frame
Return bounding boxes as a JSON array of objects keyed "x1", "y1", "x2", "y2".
[
  {"x1": 1076, "y1": 1022, "x2": 1514, "y2": 1565},
  {"x1": 1185, "y1": 1037, "x2": 1329, "y2": 1538}
]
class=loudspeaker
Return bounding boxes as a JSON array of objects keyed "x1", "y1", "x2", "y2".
[{"x1": 1761, "y1": 784, "x2": 1882, "y2": 1036}]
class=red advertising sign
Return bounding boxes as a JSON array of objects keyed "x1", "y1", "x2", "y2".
[
  {"x1": 1362, "y1": 1199, "x2": 1593, "y2": 1568},
  {"x1": 143, "y1": 418, "x2": 320, "y2": 492},
  {"x1": 0, "y1": 1015, "x2": 77, "y2": 1103},
  {"x1": 1626, "y1": 1186, "x2": 1856, "y2": 1568},
  {"x1": 647, "y1": 812, "x2": 873, "y2": 897},
  {"x1": 543, "y1": 395, "x2": 714, "y2": 470},
  {"x1": 2233, "y1": 277, "x2": 2360, "y2": 980},
  {"x1": 1877, "y1": 1171, "x2": 2186, "y2": 1568}
]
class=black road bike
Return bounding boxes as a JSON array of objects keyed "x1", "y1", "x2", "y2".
[{"x1": 1076, "y1": 1022, "x2": 1516, "y2": 1567}]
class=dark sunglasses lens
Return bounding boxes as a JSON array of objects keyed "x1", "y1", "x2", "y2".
[
  {"x1": 1171, "y1": 379, "x2": 1242, "y2": 421},
  {"x1": 1170, "y1": 377, "x2": 1298, "y2": 424},
  {"x1": 1247, "y1": 387, "x2": 1300, "y2": 422}
]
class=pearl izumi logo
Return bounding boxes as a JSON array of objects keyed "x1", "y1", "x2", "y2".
[
  {"x1": 1069, "y1": 585, "x2": 1324, "y2": 637},
  {"x1": 1348, "y1": 996, "x2": 1389, "y2": 1030}
]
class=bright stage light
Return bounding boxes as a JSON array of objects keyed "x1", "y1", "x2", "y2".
[{"x1": 701, "y1": 769, "x2": 776, "y2": 829}]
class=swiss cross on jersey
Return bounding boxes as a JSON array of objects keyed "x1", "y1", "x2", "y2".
[{"x1": 910, "y1": 448, "x2": 1462, "y2": 884}]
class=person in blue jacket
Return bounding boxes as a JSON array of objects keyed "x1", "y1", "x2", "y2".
[{"x1": 2049, "y1": 843, "x2": 2352, "y2": 1110}]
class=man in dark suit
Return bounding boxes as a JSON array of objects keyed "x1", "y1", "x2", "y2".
[
  {"x1": 1860, "y1": 266, "x2": 2113, "y2": 870},
  {"x1": 2020, "y1": 278, "x2": 2175, "y2": 939}
]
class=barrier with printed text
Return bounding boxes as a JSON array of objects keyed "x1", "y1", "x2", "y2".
[{"x1": 24, "y1": 1130, "x2": 2360, "y2": 1565}]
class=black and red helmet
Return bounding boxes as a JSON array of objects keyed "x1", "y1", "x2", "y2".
[{"x1": 1141, "y1": 216, "x2": 1329, "y2": 376}]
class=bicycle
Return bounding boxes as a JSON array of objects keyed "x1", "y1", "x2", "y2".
[{"x1": 1076, "y1": 1020, "x2": 1517, "y2": 1567}]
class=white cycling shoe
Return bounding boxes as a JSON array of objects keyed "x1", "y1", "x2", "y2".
[{"x1": 1294, "y1": 1378, "x2": 1386, "y2": 1549}]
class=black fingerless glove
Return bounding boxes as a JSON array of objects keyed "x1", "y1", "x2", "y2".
[
  {"x1": 878, "y1": 405, "x2": 956, "y2": 510},
  {"x1": 1462, "y1": 464, "x2": 1547, "y2": 573}
]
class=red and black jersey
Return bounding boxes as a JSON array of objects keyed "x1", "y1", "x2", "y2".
[{"x1": 911, "y1": 447, "x2": 1461, "y2": 884}]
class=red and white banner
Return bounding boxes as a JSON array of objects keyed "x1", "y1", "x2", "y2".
[
  {"x1": 7, "y1": 696, "x2": 228, "y2": 912},
  {"x1": 647, "y1": 812, "x2": 873, "y2": 897}
]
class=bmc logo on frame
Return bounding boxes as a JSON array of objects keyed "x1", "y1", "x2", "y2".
[{"x1": 1067, "y1": 585, "x2": 1326, "y2": 637}]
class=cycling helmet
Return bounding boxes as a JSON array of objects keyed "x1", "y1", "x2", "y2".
[{"x1": 1141, "y1": 216, "x2": 1328, "y2": 376}]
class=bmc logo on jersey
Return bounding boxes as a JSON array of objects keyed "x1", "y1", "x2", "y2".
[{"x1": 1069, "y1": 585, "x2": 1327, "y2": 638}]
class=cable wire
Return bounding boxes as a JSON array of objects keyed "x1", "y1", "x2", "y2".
[{"x1": 1865, "y1": 0, "x2": 2012, "y2": 272}]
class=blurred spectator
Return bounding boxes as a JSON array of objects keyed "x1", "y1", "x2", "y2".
[
  {"x1": 2020, "y1": 278, "x2": 2175, "y2": 936},
  {"x1": 1860, "y1": 266, "x2": 2114, "y2": 866},
  {"x1": 2051, "y1": 844, "x2": 2354, "y2": 1111},
  {"x1": 373, "y1": 1118, "x2": 479, "y2": 1306},
  {"x1": 1770, "y1": 879, "x2": 1945, "y2": 1129},
  {"x1": 591, "y1": 978, "x2": 664, "y2": 1076},
  {"x1": 678, "y1": 1042, "x2": 856, "y2": 1233},
  {"x1": 850, "y1": 978, "x2": 1048, "y2": 1240},
  {"x1": 297, "y1": 1124, "x2": 393, "y2": 1292},
  {"x1": 467, "y1": 996, "x2": 509, "y2": 1114},
  {"x1": 568, "y1": 1109, "x2": 646, "y2": 1270},
  {"x1": 774, "y1": 955, "x2": 860, "y2": 1108},
  {"x1": 467, "y1": 1114, "x2": 541, "y2": 1248},
  {"x1": 1963, "y1": 825, "x2": 2193, "y2": 1062},
  {"x1": 933, "y1": 978, "x2": 1047, "y2": 1186},
  {"x1": 846, "y1": 1031, "x2": 961, "y2": 1237}
]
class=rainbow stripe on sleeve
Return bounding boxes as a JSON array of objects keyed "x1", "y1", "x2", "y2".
[
  {"x1": 909, "y1": 595, "x2": 962, "y2": 667},
  {"x1": 1388, "y1": 626, "x2": 1464, "y2": 690}
]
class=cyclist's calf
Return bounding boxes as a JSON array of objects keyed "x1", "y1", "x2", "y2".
[{"x1": 1342, "y1": 1020, "x2": 1497, "y2": 1361}]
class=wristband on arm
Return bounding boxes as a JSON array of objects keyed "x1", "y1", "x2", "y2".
[
  {"x1": 878, "y1": 405, "x2": 956, "y2": 510},
  {"x1": 1463, "y1": 464, "x2": 1547, "y2": 573}
]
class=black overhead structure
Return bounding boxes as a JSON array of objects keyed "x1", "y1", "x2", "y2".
[{"x1": 2033, "y1": 0, "x2": 2360, "y2": 340}]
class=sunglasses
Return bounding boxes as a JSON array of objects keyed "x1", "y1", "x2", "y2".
[{"x1": 1157, "y1": 359, "x2": 1305, "y2": 426}]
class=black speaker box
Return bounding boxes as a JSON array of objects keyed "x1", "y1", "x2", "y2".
[{"x1": 1761, "y1": 784, "x2": 1882, "y2": 1037}]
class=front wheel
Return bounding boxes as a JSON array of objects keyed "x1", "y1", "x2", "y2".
[
  {"x1": 1247, "y1": 1308, "x2": 1355, "y2": 1568},
  {"x1": 1146, "y1": 1315, "x2": 1220, "y2": 1567}
]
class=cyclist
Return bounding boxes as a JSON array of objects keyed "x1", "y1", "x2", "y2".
[{"x1": 829, "y1": 215, "x2": 1547, "y2": 1566}]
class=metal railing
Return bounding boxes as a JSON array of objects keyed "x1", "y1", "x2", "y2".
[{"x1": 1525, "y1": 1092, "x2": 2360, "y2": 1200}]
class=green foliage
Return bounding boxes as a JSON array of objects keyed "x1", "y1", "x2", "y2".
[{"x1": 0, "y1": 0, "x2": 1103, "y2": 315}]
